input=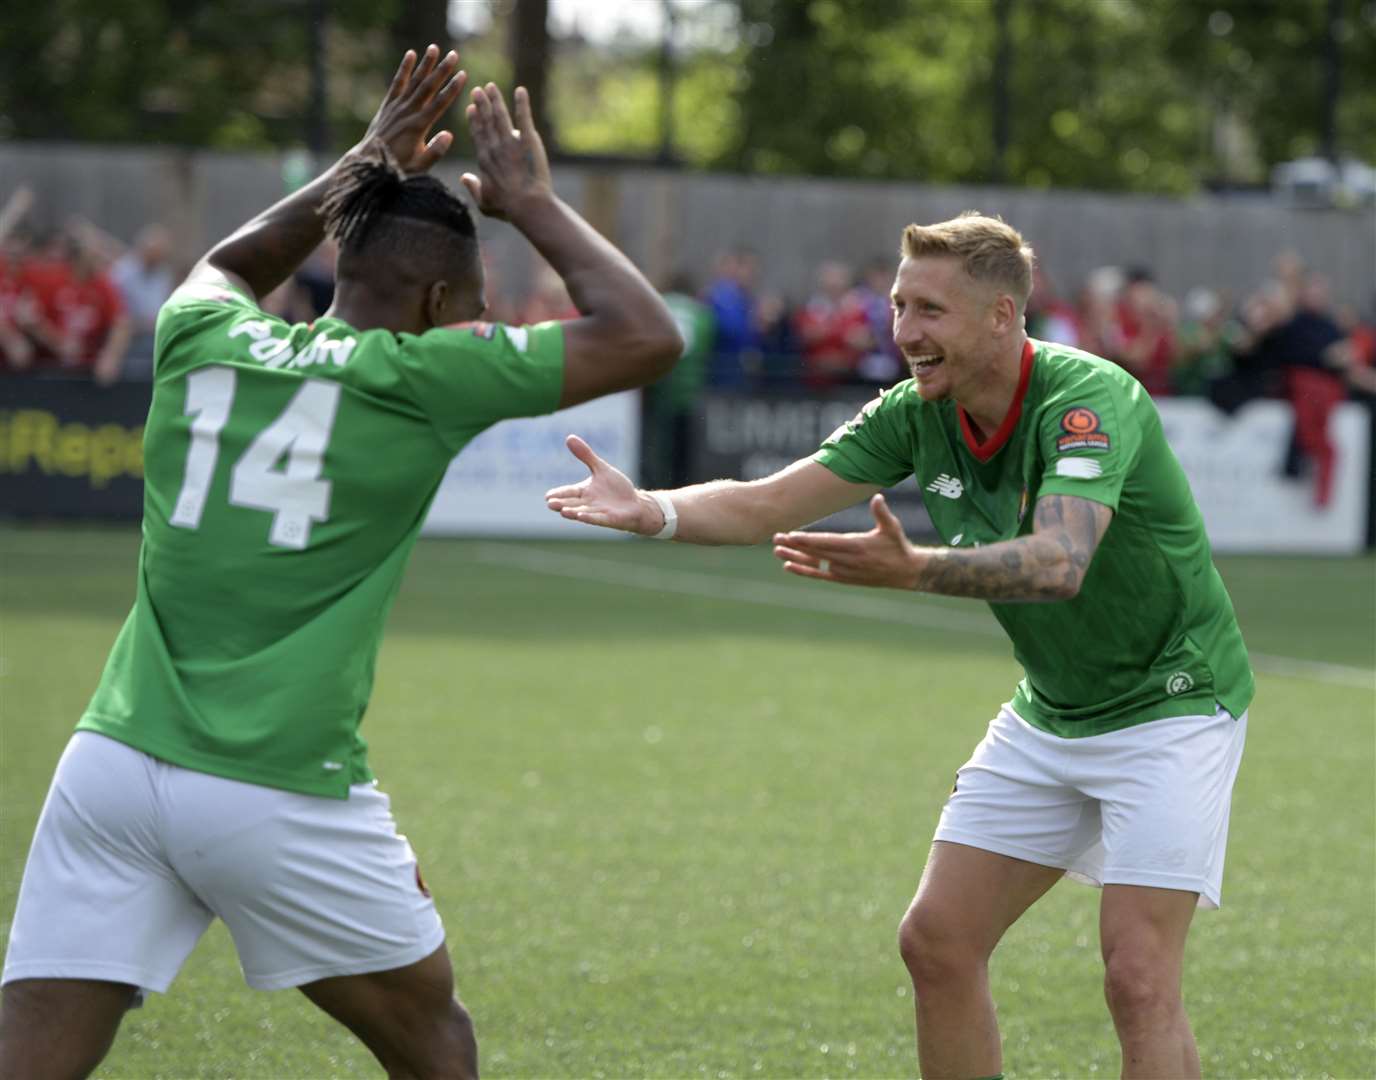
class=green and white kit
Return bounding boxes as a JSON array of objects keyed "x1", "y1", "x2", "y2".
[
  {"x1": 815, "y1": 339, "x2": 1254, "y2": 737},
  {"x1": 78, "y1": 282, "x2": 566, "y2": 796}
]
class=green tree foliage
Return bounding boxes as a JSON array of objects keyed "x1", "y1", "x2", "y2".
[
  {"x1": 720, "y1": 0, "x2": 1375, "y2": 191},
  {"x1": 2, "y1": 0, "x2": 1372, "y2": 195},
  {"x1": 0, "y1": 0, "x2": 399, "y2": 148}
]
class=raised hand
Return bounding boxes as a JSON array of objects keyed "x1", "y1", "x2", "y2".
[
  {"x1": 772, "y1": 494, "x2": 922, "y2": 589},
  {"x1": 357, "y1": 45, "x2": 467, "y2": 175},
  {"x1": 545, "y1": 435, "x2": 662, "y2": 535},
  {"x1": 461, "y1": 84, "x2": 553, "y2": 220}
]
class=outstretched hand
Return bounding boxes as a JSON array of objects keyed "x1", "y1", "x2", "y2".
[
  {"x1": 461, "y1": 84, "x2": 553, "y2": 220},
  {"x1": 357, "y1": 45, "x2": 467, "y2": 175},
  {"x1": 545, "y1": 435, "x2": 661, "y2": 535},
  {"x1": 772, "y1": 494, "x2": 922, "y2": 589}
]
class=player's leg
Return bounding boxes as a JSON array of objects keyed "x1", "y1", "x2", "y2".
[
  {"x1": 0, "y1": 733, "x2": 215, "y2": 1076},
  {"x1": 898, "y1": 841, "x2": 1063, "y2": 1079},
  {"x1": 300, "y1": 944, "x2": 477, "y2": 1079},
  {"x1": 1099, "y1": 884, "x2": 1200, "y2": 1078},
  {"x1": 166, "y1": 769, "x2": 459, "y2": 1076},
  {"x1": 1080, "y1": 706, "x2": 1248, "y2": 1078},
  {"x1": 0, "y1": 979, "x2": 139, "y2": 1080},
  {"x1": 901, "y1": 704, "x2": 1102, "y2": 1077}
]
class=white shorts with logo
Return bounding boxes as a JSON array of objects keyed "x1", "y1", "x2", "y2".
[
  {"x1": 2, "y1": 732, "x2": 445, "y2": 994},
  {"x1": 934, "y1": 703, "x2": 1248, "y2": 908}
]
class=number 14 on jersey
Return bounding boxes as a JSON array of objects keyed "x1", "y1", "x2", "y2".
[{"x1": 170, "y1": 365, "x2": 342, "y2": 550}]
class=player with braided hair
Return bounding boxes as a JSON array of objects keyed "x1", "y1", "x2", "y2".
[{"x1": 0, "y1": 46, "x2": 680, "y2": 1080}]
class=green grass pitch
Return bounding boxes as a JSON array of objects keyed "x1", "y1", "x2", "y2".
[{"x1": 1, "y1": 526, "x2": 1372, "y2": 1078}]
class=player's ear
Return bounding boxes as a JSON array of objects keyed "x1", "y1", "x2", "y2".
[
  {"x1": 424, "y1": 280, "x2": 449, "y2": 329},
  {"x1": 991, "y1": 292, "x2": 1019, "y2": 335}
]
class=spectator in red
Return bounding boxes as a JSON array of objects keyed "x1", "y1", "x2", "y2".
[
  {"x1": 1114, "y1": 267, "x2": 1178, "y2": 397},
  {"x1": 21, "y1": 229, "x2": 131, "y2": 385},
  {"x1": 0, "y1": 234, "x2": 38, "y2": 374},
  {"x1": 1332, "y1": 295, "x2": 1376, "y2": 396},
  {"x1": 0, "y1": 188, "x2": 37, "y2": 373},
  {"x1": 1241, "y1": 271, "x2": 1349, "y2": 508},
  {"x1": 793, "y1": 260, "x2": 870, "y2": 389}
]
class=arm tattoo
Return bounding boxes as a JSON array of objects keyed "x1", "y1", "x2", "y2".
[{"x1": 917, "y1": 494, "x2": 1112, "y2": 602}]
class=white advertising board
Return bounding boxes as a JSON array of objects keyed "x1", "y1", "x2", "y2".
[
  {"x1": 422, "y1": 390, "x2": 640, "y2": 537},
  {"x1": 1156, "y1": 399, "x2": 1370, "y2": 554}
]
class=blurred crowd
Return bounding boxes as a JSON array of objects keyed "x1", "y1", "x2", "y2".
[{"x1": 5, "y1": 183, "x2": 1374, "y2": 487}]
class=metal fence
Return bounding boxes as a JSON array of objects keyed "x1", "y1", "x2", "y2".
[{"x1": 2, "y1": 142, "x2": 1373, "y2": 307}]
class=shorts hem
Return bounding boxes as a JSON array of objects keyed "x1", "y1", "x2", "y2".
[
  {"x1": 932, "y1": 829, "x2": 1075, "y2": 873},
  {"x1": 1, "y1": 960, "x2": 170, "y2": 994},
  {"x1": 1095, "y1": 870, "x2": 1222, "y2": 910},
  {"x1": 242, "y1": 926, "x2": 447, "y2": 991}
]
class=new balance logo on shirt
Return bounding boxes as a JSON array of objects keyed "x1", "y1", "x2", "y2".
[{"x1": 926, "y1": 474, "x2": 964, "y2": 499}]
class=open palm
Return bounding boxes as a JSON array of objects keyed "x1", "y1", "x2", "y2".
[{"x1": 544, "y1": 436, "x2": 652, "y2": 533}]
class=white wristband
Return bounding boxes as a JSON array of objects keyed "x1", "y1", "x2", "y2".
[{"x1": 648, "y1": 491, "x2": 678, "y2": 540}]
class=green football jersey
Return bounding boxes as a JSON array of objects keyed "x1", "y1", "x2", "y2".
[
  {"x1": 815, "y1": 339, "x2": 1254, "y2": 737},
  {"x1": 77, "y1": 280, "x2": 565, "y2": 796}
]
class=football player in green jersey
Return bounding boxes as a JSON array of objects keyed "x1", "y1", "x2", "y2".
[
  {"x1": 547, "y1": 213, "x2": 1252, "y2": 1078},
  {"x1": 0, "y1": 46, "x2": 681, "y2": 1080}
]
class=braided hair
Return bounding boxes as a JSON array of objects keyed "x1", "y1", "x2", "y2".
[{"x1": 321, "y1": 142, "x2": 476, "y2": 256}]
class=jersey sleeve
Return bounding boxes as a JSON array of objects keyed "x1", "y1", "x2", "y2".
[
  {"x1": 153, "y1": 278, "x2": 267, "y2": 377},
  {"x1": 812, "y1": 382, "x2": 915, "y2": 488},
  {"x1": 393, "y1": 320, "x2": 565, "y2": 453},
  {"x1": 1033, "y1": 370, "x2": 1143, "y2": 511}
]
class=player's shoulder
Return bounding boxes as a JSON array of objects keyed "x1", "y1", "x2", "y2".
[
  {"x1": 868, "y1": 378, "x2": 922, "y2": 412},
  {"x1": 399, "y1": 320, "x2": 546, "y2": 358},
  {"x1": 157, "y1": 277, "x2": 262, "y2": 337},
  {"x1": 1032, "y1": 338, "x2": 1144, "y2": 403}
]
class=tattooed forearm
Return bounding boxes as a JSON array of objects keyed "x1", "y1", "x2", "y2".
[{"x1": 915, "y1": 495, "x2": 1113, "y2": 602}]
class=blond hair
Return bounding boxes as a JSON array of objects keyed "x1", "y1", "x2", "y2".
[{"x1": 900, "y1": 212, "x2": 1035, "y2": 308}]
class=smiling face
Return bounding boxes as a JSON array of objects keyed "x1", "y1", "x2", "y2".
[{"x1": 890, "y1": 255, "x2": 1015, "y2": 403}]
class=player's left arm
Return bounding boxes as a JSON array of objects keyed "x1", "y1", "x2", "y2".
[
  {"x1": 774, "y1": 492, "x2": 1112, "y2": 601},
  {"x1": 185, "y1": 45, "x2": 466, "y2": 302}
]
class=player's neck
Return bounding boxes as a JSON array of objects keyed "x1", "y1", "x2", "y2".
[
  {"x1": 325, "y1": 281, "x2": 425, "y2": 336},
  {"x1": 955, "y1": 337, "x2": 1028, "y2": 438}
]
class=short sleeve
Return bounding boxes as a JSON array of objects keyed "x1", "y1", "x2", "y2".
[
  {"x1": 1034, "y1": 374, "x2": 1142, "y2": 511},
  {"x1": 812, "y1": 383, "x2": 915, "y2": 488},
  {"x1": 154, "y1": 279, "x2": 265, "y2": 376},
  {"x1": 394, "y1": 320, "x2": 565, "y2": 452}
]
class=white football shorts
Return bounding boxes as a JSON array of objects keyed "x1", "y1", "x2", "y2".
[
  {"x1": 934, "y1": 703, "x2": 1248, "y2": 908},
  {"x1": 2, "y1": 731, "x2": 445, "y2": 993}
]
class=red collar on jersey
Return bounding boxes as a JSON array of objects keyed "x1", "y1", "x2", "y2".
[{"x1": 957, "y1": 339, "x2": 1036, "y2": 463}]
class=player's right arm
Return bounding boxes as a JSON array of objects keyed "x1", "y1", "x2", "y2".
[
  {"x1": 461, "y1": 85, "x2": 681, "y2": 408},
  {"x1": 545, "y1": 435, "x2": 879, "y2": 545}
]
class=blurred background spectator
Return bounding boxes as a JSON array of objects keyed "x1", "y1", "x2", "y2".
[
  {"x1": 110, "y1": 224, "x2": 175, "y2": 379},
  {"x1": 703, "y1": 247, "x2": 759, "y2": 389},
  {"x1": 1112, "y1": 267, "x2": 1179, "y2": 398},
  {"x1": 643, "y1": 272, "x2": 713, "y2": 489},
  {"x1": 793, "y1": 260, "x2": 869, "y2": 390},
  {"x1": 850, "y1": 258, "x2": 905, "y2": 385},
  {"x1": 21, "y1": 227, "x2": 130, "y2": 386},
  {"x1": 1027, "y1": 267, "x2": 1081, "y2": 349}
]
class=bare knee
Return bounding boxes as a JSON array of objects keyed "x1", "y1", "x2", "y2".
[
  {"x1": 1102, "y1": 951, "x2": 1180, "y2": 1029},
  {"x1": 426, "y1": 996, "x2": 477, "y2": 1080},
  {"x1": 898, "y1": 905, "x2": 985, "y2": 993},
  {"x1": 376, "y1": 992, "x2": 476, "y2": 1080}
]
